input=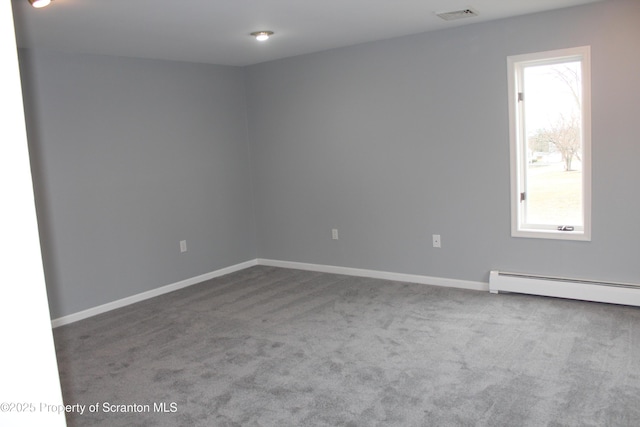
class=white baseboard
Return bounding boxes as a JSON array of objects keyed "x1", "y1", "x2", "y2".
[
  {"x1": 257, "y1": 259, "x2": 489, "y2": 292},
  {"x1": 52, "y1": 258, "x2": 488, "y2": 328},
  {"x1": 51, "y1": 259, "x2": 258, "y2": 328}
]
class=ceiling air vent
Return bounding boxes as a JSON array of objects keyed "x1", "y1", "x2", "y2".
[{"x1": 435, "y1": 8, "x2": 479, "y2": 21}]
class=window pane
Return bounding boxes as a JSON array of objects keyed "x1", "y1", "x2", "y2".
[{"x1": 523, "y1": 61, "x2": 583, "y2": 227}]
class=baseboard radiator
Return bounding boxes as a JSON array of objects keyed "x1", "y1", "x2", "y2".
[{"x1": 489, "y1": 270, "x2": 640, "y2": 307}]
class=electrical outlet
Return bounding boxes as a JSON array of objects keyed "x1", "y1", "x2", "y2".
[
  {"x1": 332, "y1": 229, "x2": 339, "y2": 240},
  {"x1": 432, "y1": 234, "x2": 441, "y2": 248},
  {"x1": 180, "y1": 240, "x2": 187, "y2": 253}
]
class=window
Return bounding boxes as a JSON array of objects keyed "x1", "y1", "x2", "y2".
[{"x1": 508, "y1": 46, "x2": 591, "y2": 241}]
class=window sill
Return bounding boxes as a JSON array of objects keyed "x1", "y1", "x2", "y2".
[{"x1": 512, "y1": 228, "x2": 591, "y2": 242}]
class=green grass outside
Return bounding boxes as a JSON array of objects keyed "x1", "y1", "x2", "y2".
[{"x1": 526, "y1": 166, "x2": 582, "y2": 226}]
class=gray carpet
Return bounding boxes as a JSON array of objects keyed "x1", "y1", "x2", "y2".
[{"x1": 53, "y1": 266, "x2": 640, "y2": 426}]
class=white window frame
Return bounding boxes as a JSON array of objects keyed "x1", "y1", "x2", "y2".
[{"x1": 507, "y1": 46, "x2": 592, "y2": 241}]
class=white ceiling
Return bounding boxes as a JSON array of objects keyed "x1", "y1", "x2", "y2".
[{"x1": 12, "y1": 0, "x2": 603, "y2": 67}]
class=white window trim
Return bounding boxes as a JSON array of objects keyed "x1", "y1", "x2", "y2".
[{"x1": 507, "y1": 46, "x2": 592, "y2": 241}]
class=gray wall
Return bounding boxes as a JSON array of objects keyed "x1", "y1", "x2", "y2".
[
  {"x1": 246, "y1": 0, "x2": 640, "y2": 284},
  {"x1": 19, "y1": 0, "x2": 640, "y2": 320},
  {"x1": 20, "y1": 51, "x2": 257, "y2": 318}
]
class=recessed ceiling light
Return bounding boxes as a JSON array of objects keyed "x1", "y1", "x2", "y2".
[
  {"x1": 29, "y1": 0, "x2": 51, "y2": 8},
  {"x1": 250, "y1": 31, "x2": 274, "y2": 42}
]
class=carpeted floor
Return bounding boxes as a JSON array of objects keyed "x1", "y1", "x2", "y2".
[{"x1": 53, "y1": 266, "x2": 640, "y2": 426}]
